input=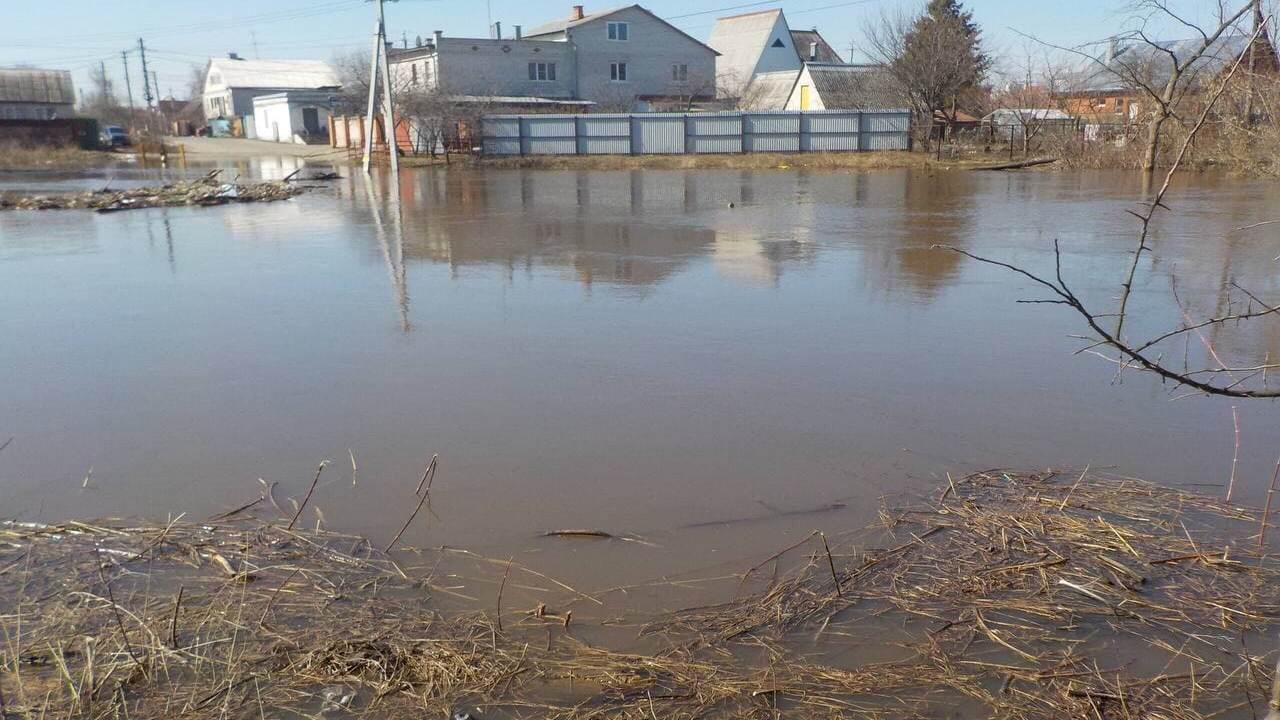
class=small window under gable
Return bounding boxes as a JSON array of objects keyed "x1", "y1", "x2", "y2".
[
  {"x1": 771, "y1": 38, "x2": 785, "y2": 48},
  {"x1": 607, "y1": 22, "x2": 629, "y2": 41}
]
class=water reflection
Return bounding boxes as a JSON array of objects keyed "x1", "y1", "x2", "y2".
[{"x1": 5, "y1": 167, "x2": 1280, "y2": 595}]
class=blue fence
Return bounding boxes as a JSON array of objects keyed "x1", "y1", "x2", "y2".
[{"x1": 481, "y1": 110, "x2": 912, "y2": 156}]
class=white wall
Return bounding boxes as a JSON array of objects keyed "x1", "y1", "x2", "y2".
[{"x1": 253, "y1": 98, "x2": 332, "y2": 143}]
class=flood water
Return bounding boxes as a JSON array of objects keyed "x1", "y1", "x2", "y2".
[{"x1": 3, "y1": 164, "x2": 1280, "y2": 607}]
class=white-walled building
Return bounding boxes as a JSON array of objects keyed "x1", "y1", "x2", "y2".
[
  {"x1": 707, "y1": 9, "x2": 802, "y2": 99},
  {"x1": 784, "y1": 63, "x2": 900, "y2": 110},
  {"x1": 252, "y1": 90, "x2": 335, "y2": 143},
  {"x1": 203, "y1": 56, "x2": 340, "y2": 123},
  {"x1": 389, "y1": 4, "x2": 718, "y2": 110}
]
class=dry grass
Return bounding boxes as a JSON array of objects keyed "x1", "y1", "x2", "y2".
[
  {"x1": 1, "y1": 469, "x2": 1277, "y2": 719},
  {"x1": 0, "y1": 144, "x2": 117, "y2": 171}
]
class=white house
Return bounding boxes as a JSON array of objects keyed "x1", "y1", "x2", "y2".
[
  {"x1": 389, "y1": 4, "x2": 719, "y2": 110},
  {"x1": 202, "y1": 56, "x2": 340, "y2": 124},
  {"x1": 707, "y1": 9, "x2": 802, "y2": 99},
  {"x1": 252, "y1": 90, "x2": 335, "y2": 143}
]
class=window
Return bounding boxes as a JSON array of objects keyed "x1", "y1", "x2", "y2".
[
  {"x1": 411, "y1": 64, "x2": 419, "y2": 85},
  {"x1": 671, "y1": 63, "x2": 687, "y2": 82},
  {"x1": 610, "y1": 62, "x2": 628, "y2": 81},
  {"x1": 607, "y1": 21, "x2": 629, "y2": 40},
  {"x1": 1113, "y1": 97, "x2": 1124, "y2": 114},
  {"x1": 528, "y1": 62, "x2": 557, "y2": 81}
]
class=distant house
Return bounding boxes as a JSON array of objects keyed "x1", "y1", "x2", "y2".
[
  {"x1": 709, "y1": 9, "x2": 870, "y2": 110},
  {"x1": 784, "y1": 64, "x2": 899, "y2": 110},
  {"x1": 389, "y1": 4, "x2": 718, "y2": 111},
  {"x1": 1059, "y1": 26, "x2": 1278, "y2": 123},
  {"x1": 708, "y1": 9, "x2": 803, "y2": 99},
  {"x1": 0, "y1": 68, "x2": 74, "y2": 120},
  {"x1": 202, "y1": 55, "x2": 340, "y2": 127}
]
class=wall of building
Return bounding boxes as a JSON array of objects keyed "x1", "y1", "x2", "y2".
[
  {"x1": 0, "y1": 102, "x2": 75, "y2": 120},
  {"x1": 392, "y1": 39, "x2": 576, "y2": 98},
  {"x1": 565, "y1": 7, "x2": 716, "y2": 107},
  {"x1": 254, "y1": 95, "x2": 333, "y2": 142}
]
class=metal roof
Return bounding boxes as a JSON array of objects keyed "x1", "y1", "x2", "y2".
[
  {"x1": 0, "y1": 68, "x2": 74, "y2": 105},
  {"x1": 205, "y1": 58, "x2": 340, "y2": 90},
  {"x1": 709, "y1": 8, "x2": 799, "y2": 95},
  {"x1": 805, "y1": 64, "x2": 902, "y2": 109},
  {"x1": 982, "y1": 108, "x2": 1073, "y2": 124},
  {"x1": 1066, "y1": 33, "x2": 1265, "y2": 94}
]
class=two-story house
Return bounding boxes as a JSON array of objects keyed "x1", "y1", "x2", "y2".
[{"x1": 389, "y1": 4, "x2": 718, "y2": 110}]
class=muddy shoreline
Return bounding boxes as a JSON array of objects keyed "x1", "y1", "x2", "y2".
[{"x1": 2, "y1": 470, "x2": 1275, "y2": 719}]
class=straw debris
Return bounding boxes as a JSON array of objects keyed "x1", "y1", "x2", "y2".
[{"x1": 0, "y1": 469, "x2": 1276, "y2": 719}]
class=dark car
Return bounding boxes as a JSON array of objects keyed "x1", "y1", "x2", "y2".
[{"x1": 100, "y1": 126, "x2": 131, "y2": 147}]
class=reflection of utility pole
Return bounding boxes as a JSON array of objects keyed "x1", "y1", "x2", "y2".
[{"x1": 361, "y1": 0, "x2": 400, "y2": 175}]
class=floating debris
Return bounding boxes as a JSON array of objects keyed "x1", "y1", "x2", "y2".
[{"x1": 0, "y1": 170, "x2": 307, "y2": 212}]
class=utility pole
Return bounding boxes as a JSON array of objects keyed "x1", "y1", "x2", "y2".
[
  {"x1": 98, "y1": 60, "x2": 109, "y2": 100},
  {"x1": 362, "y1": 0, "x2": 400, "y2": 175},
  {"x1": 121, "y1": 50, "x2": 136, "y2": 122},
  {"x1": 138, "y1": 38, "x2": 154, "y2": 109}
]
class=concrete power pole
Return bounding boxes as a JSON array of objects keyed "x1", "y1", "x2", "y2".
[
  {"x1": 121, "y1": 51, "x2": 136, "y2": 122},
  {"x1": 362, "y1": 0, "x2": 400, "y2": 175},
  {"x1": 138, "y1": 38, "x2": 154, "y2": 109}
]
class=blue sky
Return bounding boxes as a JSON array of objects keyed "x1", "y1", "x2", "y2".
[{"x1": 0, "y1": 0, "x2": 1253, "y2": 101}]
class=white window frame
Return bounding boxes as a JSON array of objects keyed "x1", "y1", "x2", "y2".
[
  {"x1": 607, "y1": 21, "x2": 629, "y2": 41},
  {"x1": 672, "y1": 63, "x2": 687, "y2": 82},
  {"x1": 610, "y1": 62, "x2": 628, "y2": 82},
  {"x1": 528, "y1": 62, "x2": 557, "y2": 81}
]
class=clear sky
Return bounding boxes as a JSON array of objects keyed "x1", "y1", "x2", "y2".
[{"x1": 0, "y1": 0, "x2": 1255, "y2": 101}]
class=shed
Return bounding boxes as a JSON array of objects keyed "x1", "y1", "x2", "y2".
[
  {"x1": 252, "y1": 90, "x2": 336, "y2": 143},
  {"x1": 0, "y1": 68, "x2": 75, "y2": 120},
  {"x1": 785, "y1": 64, "x2": 901, "y2": 110}
]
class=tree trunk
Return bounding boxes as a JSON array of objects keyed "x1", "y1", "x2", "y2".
[{"x1": 1142, "y1": 109, "x2": 1166, "y2": 172}]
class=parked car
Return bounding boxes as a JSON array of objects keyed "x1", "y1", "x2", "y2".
[{"x1": 100, "y1": 126, "x2": 131, "y2": 147}]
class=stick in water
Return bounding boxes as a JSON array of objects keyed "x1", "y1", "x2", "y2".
[
  {"x1": 1261, "y1": 454, "x2": 1280, "y2": 548},
  {"x1": 496, "y1": 556, "x2": 513, "y2": 632},
  {"x1": 1227, "y1": 405, "x2": 1240, "y2": 501},
  {"x1": 387, "y1": 455, "x2": 438, "y2": 552},
  {"x1": 287, "y1": 462, "x2": 326, "y2": 531}
]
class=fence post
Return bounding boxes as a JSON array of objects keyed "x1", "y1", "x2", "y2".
[
  {"x1": 629, "y1": 115, "x2": 636, "y2": 155},
  {"x1": 797, "y1": 112, "x2": 804, "y2": 153},
  {"x1": 1008, "y1": 126, "x2": 1014, "y2": 160},
  {"x1": 519, "y1": 117, "x2": 526, "y2": 156},
  {"x1": 573, "y1": 116, "x2": 580, "y2": 155},
  {"x1": 683, "y1": 114, "x2": 690, "y2": 154}
]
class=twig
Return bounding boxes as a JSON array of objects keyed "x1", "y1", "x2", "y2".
[
  {"x1": 96, "y1": 549, "x2": 145, "y2": 672},
  {"x1": 414, "y1": 454, "x2": 438, "y2": 495},
  {"x1": 496, "y1": 556, "x2": 513, "y2": 632},
  {"x1": 386, "y1": 456, "x2": 438, "y2": 552},
  {"x1": 1260, "y1": 453, "x2": 1280, "y2": 548},
  {"x1": 169, "y1": 586, "x2": 183, "y2": 649},
  {"x1": 1227, "y1": 406, "x2": 1240, "y2": 502},
  {"x1": 349, "y1": 448, "x2": 358, "y2": 487},
  {"x1": 287, "y1": 462, "x2": 326, "y2": 531},
  {"x1": 819, "y1": 532, "x2": 842, "y2": 598}
]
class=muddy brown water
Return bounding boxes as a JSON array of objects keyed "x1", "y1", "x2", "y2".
[{"x1": 2, "y1": 164, "x2": 1280, "y2": 617}]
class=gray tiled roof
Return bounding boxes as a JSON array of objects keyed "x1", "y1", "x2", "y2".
[{"x1": 790, "y1": 30, "x2": 843, "y2": 63}]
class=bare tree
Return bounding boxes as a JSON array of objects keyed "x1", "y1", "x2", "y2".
[
  {"x1": 943, "y1": 13, "x2": 1280, "y2": 398},
  {"x1": 862, "y1": 0, "x2": 990, "y2": 148}
]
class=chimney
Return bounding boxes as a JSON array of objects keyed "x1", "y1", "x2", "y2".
[
  {"x1": 433, "y1": 30, "x2": 444, "y2": 46},
  {"x1": 228, "y1": 52, "x2": 241, "y2": 60},
  {"x1": 491, "y1": 21, "x2": 502, "y2": 39},
  {"x1": 1105, "y1": 37, "x2": 1118, "y2": 64},
  {"x1": 514, "y1": 24, "x2": 522, "y2": 40},
  {"x1": 571, "y1": 5, "x2": 584, "y2": 20},
  {"x1": 808, "y1": 42, "x2": 817, "y2": 61}
]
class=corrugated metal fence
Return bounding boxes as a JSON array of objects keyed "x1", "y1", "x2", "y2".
[{"x1": 481, "y1": 110, "x2": 911, "y2": 156}]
